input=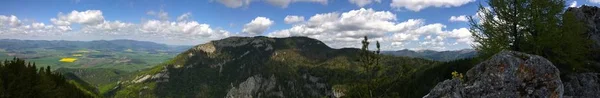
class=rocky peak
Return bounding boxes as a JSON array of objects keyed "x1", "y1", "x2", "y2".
[{"x1": 424, "y1": 50, "x2": 563, "y2": 98}]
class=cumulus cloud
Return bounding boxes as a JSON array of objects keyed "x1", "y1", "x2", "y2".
[
  {"x1": 177, "y1": 12, "x2": 192, "y2": 21},
  {"x1": 348, "y1": 0, "x2": 381, "y2": 7},
  {"x1": 2, "y1": 10, "x2": 231, "y2": 45},
  {"x1": 284, "y1": 15, "x2": 305, "y2": 24},
  {"x1": 590, "y1": 0, "x2": 600, "y2": 4},
  {"x1": 216, "y1": 0, "x2": 327, "y2": 8},
  {"x1": 50, "y1": 10, "x2": 105, "y2": 26},
  {"x1": 390, "y1": 0, "x2": 475, "y2": 12},
  {"x1": 443, "y1": 28, "x2": 473, "y2": 45},
  {"x1": 0, "y1": 15, "x2": 70, "y2": 38},
  {"x1": 268, "y1": 8, "x2": 473, "y2": 50},
  {"x1": 242, "y1": 17, "x2": 274, "y2": 36},
  {"x1": 449, "y1": 15, "x2": 468, "y2": 22},
  {"x1": 0, "y1": 15, "x2": 22, "y2": 27},
  {"x1": 139, "y1": 20, "x2": 230, "y2": 41},
  {"x1": 81, "y1": 21, "x2": 134, "y2": 35},
  {"x1": 419, "y1": 35, "x2": 446, "y2": 50},
  {"x1": 267, "y1": 8, "x2": 470, "y2": 50}
]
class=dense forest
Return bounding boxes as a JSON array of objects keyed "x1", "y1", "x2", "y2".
[{"x1": 0, "y1": 58, "x2": 97, "y2": 98}]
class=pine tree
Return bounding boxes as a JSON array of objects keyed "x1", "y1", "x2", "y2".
[
  {"x1": 357, "y1": 36, "x2": 382, "y2": 97},
  {"x1": 0, "y1": 58, "x2": 94, "y2": 98}
]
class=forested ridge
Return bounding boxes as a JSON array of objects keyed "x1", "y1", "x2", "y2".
[{"x1": 0, "y1": 58, "x2": 98, "y2": 98}]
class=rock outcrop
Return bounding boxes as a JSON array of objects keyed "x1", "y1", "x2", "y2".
[
  {"x1": 424, "y1": 50, "x2": 563, "y2": 98},
  {"x1": 225, "y1": 75, "x2": 280, "y2": 98},
  {"x1": 563, "y1": 73, "x2": 600, "y2": 97}
]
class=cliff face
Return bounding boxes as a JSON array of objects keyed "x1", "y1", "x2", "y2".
[{"x1": 424, "y1": 51, "x2": 563, "y2": 98}]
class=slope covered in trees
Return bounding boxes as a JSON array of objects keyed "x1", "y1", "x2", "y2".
[
  {"x1": 106, "y1": 36, "x2": 440, "y2": 97},
  {"x1": 0, "y1": 58, "x2": 98, "y2": 98}
]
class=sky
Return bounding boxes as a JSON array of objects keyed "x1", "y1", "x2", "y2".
[{"x1": 1, "y1": 0, "x2": 599, "y2": 51}]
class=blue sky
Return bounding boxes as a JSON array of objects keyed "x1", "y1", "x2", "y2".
[{"x1": 1, "y1": 0, "x2": 599, "y2": 51}]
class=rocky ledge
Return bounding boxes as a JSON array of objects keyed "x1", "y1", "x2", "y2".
[{"x1": 424, "y1": 50, "x2": 563, "y2": 98}]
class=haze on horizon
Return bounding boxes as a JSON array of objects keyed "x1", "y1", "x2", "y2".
[{"x1": 1, "y1": 0, "x2": 598, "y2": 51}]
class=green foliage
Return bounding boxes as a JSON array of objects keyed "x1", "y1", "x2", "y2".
[
  {"x1": 354, "y1": 36, "x2": 383, "y2": 97},
  {"x1": 0, "y1": 58, "x2": 97, "y2": 98},
  {"x1": 56, "y1": 68, "x2": 130, "y2": 87},
  {"x1": 451, "y1": 71, "x2": 464, "y2": 81},
  {"x1": 470, "y1": 0, "x2": 591, "y2": 72},
  {"x1": 56, "y1": 68, "x2": 133, "y2": 96}
]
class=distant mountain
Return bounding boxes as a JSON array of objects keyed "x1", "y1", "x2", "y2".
[
  {"x1": 108, "y1": 36, "x2": 437, "y2": 98},
  {"x1": 0, "y1": 39, "x2": 192, "y2": 53},
  {"x1": 381, "y1": 49, "x2": 477, "y2": 61}
]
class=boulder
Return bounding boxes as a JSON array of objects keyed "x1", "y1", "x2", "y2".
[{"x1": 424, "y1": 50, "x2": 563, "y2": 98}]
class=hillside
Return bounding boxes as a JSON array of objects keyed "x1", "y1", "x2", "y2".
[
  {"x1": 381, "y1": 49, "x2": 477, "y2": 61},
  {"x1": 108, "y1": 36, "x2": 439, "y2": 97},
  {"x1": 0, "y1": 58, "x2": 97, "y2": 98}
]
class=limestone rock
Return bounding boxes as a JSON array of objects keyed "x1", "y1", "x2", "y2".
[{"x1": 424, "y1": 50, "x2": 563, "y2": 98}]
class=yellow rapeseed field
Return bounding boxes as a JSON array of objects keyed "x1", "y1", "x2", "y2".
[{"x1": 59, "y1": 58, "x2": 77, "y2": 63}]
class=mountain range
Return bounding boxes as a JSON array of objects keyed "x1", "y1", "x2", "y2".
[
  {"x1": 0, "y1": 39, "x2": 191, "y2": 53},
  {"x1": 381, "y1": 49, "x2": 477, "y2": 61}
]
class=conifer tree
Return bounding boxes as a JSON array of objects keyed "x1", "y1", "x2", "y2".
[{"x1": 469, "y1": 0, "x2": 590, "y2": 71}]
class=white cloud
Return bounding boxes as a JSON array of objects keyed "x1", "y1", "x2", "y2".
[
  {"x1": 0, "y1": 15, "x2": 22, "y2": 27},
  {"x1": 569, "y1": 1, "x2": 577, "y2": 7},
  {"x1": 50, "y1": 10, "x2": 105, "y2": 26},
  {"x1": 0, "y1": 15, "x2": 70, "y2": 37},
  {"x1": 443, "y1": 28, "x2": 473, "y2": 45},
  {"x1": 268, "y1": 8, "x2": 472, "y2": 50},
  {"x1": 177, "y1": 12, "x2": 192, "y2": 21},
  {"x1": 139, "y1": 20, "x2": 230, "y2": 40},
  {"x1": 217, "y1": 0, "x2": 327, "y2": 8},
  {"x1": 284, "y1": 15, "x2": 305, "y2": 24},
  {"x1": 2, "y1": 11, "x2": 231, "y2": 45},
  {"x1": 81, "y1": 20, "x2": 134, "y2": 35},
  {"x1": 147, "y1": 9, "x2": 169, "y2": 21},
  {"x1": 348, "y1": 0, "x2": 381, "y2": 7},
  {"x1": 419, "y1": 35, "x2": 446, "y2": 50},
  {"x1": 242, "y1": 17, "x2": 274, "y2": 36},
  {"x1": 135, "y1": 13, "x2": 232, "y2": 43},
  {"x1": 449, "y1": 15, "x2": 468, "y2": 22},
  {"x1": 266, "y1": 0, "x2": 328, "y2": 8},
  {"x1": 216, "y1": 0, "x2": 252, "y2": 8},
  {"x1": 390, "y1": 0, "x2": 475, "y2": 12},
  {"x1": 590, "y1": 0, "x2": 600, "y2": 4}
]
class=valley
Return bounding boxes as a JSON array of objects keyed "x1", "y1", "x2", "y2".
[{"x1": 2, "y1": 0, "x2": 600, "y2": 98}]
